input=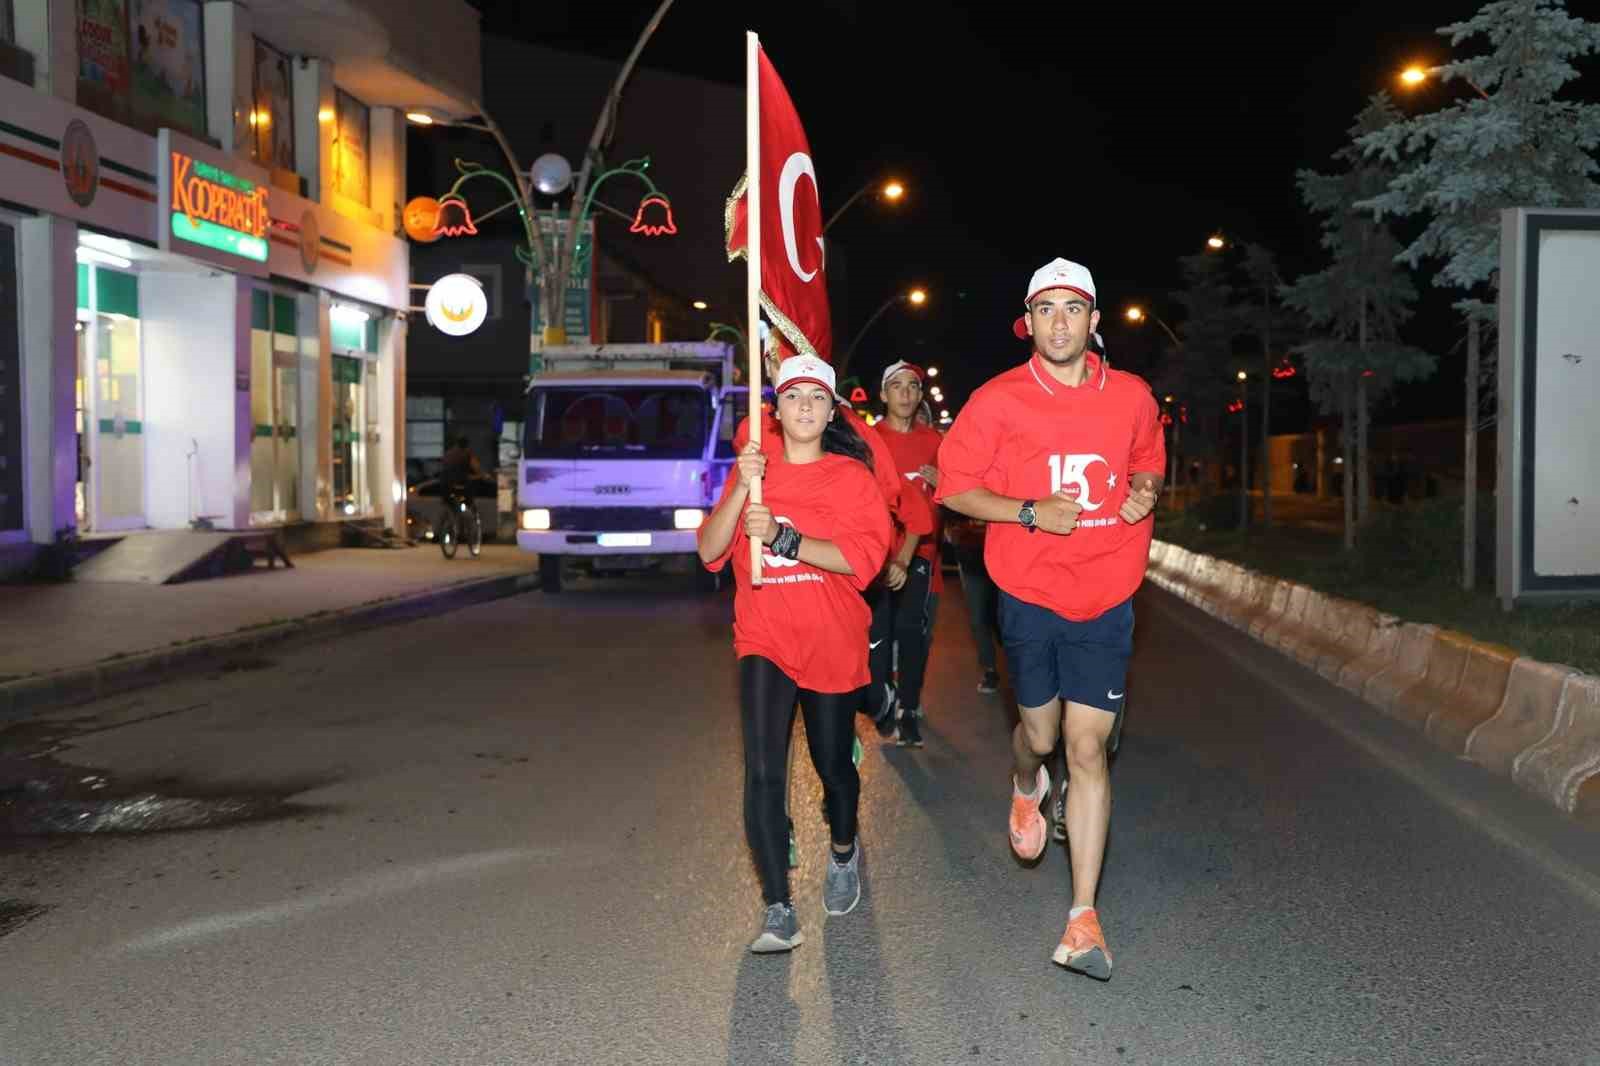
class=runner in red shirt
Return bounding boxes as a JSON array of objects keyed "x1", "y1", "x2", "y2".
[
  {"x1": 868, "y1": 360, "x2": 946, "y2": 747},
  {"x1": 935, "y1": 258, "x2": 1165, "y2": 981},
  {"x1": 731, "y1": 352, "x2": 930, "y2": 866},
  {"x1": 699, "y1": 355, "x2": 891, "y2": 954}
]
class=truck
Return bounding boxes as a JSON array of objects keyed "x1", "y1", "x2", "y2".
[{"x1": 517, "y1": 341, "x2": 758, "y2": 593}]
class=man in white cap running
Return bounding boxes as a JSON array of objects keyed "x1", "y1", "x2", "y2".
[
  {"x1": 935, "y1": 258, "x2": 1165, "y2": 981},
  {"x1": 867, "y1": 359, "x2": 946, "y2": 747}
]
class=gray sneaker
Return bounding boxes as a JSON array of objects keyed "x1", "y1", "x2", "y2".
[
  {"x1": 749, "y1": 902, "x2": 803, "y2": 953},
  {"x1": 823, "y1": 839, "x2": 862, "y2": 916}
]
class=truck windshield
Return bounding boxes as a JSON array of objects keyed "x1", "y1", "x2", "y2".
[{"x1": 526, "y1": 387, "x2": 710, "y2": 459}]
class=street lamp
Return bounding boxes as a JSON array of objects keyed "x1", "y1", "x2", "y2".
[
  {"x1": 823, "y1": 177, "x2": 908, "y2": 234},
  {"x1": 1206, "y1": 234, "x2": 1226, "y2": 251},
  {"x1": 405, "y1": 0, "x2": 677, "y2": 354},
  {"x1": 1124, "y1": 305, "x2": 1181, "y2": 349},
  {"x1": 1399, "y1": 63, "x2": 1490, "y2": 101},
  {"x1": 924, "y1": 363, "x2": 937, "y2": 376},
  {"x1": 838, "y1": 287, "x2": 930, "y2": 376},
  {"x1": 1235, "y1": 370, "x2": 1249, "y2": 529}
]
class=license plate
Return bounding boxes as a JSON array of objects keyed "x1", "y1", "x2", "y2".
[{"x1": 597, "y1": 532, "x2": 651, "y2": 548}]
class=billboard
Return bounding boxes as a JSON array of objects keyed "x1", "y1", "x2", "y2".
[{"x1": 1496, "y1": 208, "x2": 1600, "y2": 606}]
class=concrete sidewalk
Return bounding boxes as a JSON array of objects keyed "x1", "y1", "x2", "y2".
[{"x1": 0, "y1": 543, "x2": 539, "y2": 719}]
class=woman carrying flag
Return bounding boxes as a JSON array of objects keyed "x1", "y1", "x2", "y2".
[{"x1": 698, "y1": 355, "x2": 891, "y2": 953}]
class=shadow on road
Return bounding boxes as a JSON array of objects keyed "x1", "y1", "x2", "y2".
[{"x1": 726, "y1": 950, "x2": 800, "y2": 1066}]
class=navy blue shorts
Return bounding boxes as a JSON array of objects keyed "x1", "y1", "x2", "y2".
[{"x1": 998, "y1": 591, "x2": 1133, "y2": 722}]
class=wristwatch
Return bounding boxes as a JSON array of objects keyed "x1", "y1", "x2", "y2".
[{"x1": 1018, "y1": 499, "x2": 1038, "y2": 533}]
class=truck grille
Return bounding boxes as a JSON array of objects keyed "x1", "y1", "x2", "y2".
[{"x1": 549, "y1": 507, "x2": 677, "y2": 532}]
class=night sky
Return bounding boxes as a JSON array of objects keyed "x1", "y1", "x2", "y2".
[{"x1": 465, "y1": 0, "x2": 1600, "y2": 428}]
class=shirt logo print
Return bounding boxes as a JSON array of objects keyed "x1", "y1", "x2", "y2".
[{"x1": 1047, "y1": 453, "x2": 1112, "y2": 512}]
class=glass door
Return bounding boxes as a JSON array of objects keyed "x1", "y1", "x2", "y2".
[
  {"x1": 77, "y1": 265, "x2": 144, "y2": 531},
  {"x1": 249, "y1": 289, "x2": 301, "y2": 524}
]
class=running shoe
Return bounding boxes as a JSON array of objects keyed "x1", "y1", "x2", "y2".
[
  {"x1": 1052, "y1": 780, "x2": 1067, "y2": 842},
  {"x1": 1008, "y1": 764, "x2": 1050, "y2": 861},
  {"x1": 822, "y1": 838, "x2": 861, "y2": 916},
  {"x1": 896, "y1": 706, "x2": 924, "y2": 747},
  {"x1": 977, "y1": 669, "x2": 1000, "y2": 694},
  {"x1": 749, "y1": 902, "x2": 803, "y2": 953},
  {"x1": 1052, "y1": 908, "x2": 1113, "y2": 980},
  {"x1": 871, "y1": 682, "x2": 899, "y2": 740}
]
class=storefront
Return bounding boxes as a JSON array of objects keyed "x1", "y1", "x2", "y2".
[{"x1": 0, "y1": 77, "x2": 409, "y2": 569}]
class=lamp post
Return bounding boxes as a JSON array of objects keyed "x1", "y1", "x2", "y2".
[
  {"x1": 406, "y1": 0, "x2": 677, "y2": 357},
  {"x1": 838, "y1": 287, "x2": 927, "y2": 377},
  {"x1": 1400, "y1": 64, "x2": 1490, "y2": 101},
  {"x1": 1235, "y1": 370, "x2": 1249, "y2": 529},
  {"x1": 823, "y1": 177, "x2": 906, "y2": 234},
  {"x1": 1124, "y1": 305, "x2": 1181, "y2": 349}
]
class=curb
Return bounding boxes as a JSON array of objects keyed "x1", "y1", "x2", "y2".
[
  {"x1": 0, "y1": 570, "x2": 541, "y2": 725},
  {"x1": 1148, "y1": 538, "x2": 1597, "y2": 822}
]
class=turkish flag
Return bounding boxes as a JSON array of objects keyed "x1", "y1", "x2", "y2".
[{"x1": 725, "y1": 45, "x2": 832, "y2": 363}]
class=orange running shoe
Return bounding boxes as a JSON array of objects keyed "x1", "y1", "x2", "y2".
[
  {"x1": 1052, "y1": 908, "x2": 1113, "y2": 980},
  {"x1": 1007, "y1": 765, "x2": 1050, "y2": 861}
]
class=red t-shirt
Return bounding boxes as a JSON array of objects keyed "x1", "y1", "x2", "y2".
[
  {"x1": 732, "y1": 404, "x2": 925, "y2": 538},
  {"x1": 701, "y1": 453, "x2": 891, "y2": 692},
  {"x1": 874, "y1": 420, "x2": 945, "y2": 592},
  {"x1": 934, "y1": 352, "x2": 1165, "y2": 621}
]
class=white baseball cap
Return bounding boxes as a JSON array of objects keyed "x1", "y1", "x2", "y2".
[
  {"x1": 774, "y1": 355, "x2": 839, "y2": 399},
  {"x1": 1012, "y1": 257, "x2": 1096, "y2": 339},
  {"x1": 880, "y1": 359, "x2": 925, "y2": 389}
]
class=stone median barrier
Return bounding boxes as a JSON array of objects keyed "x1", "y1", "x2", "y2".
[{"x1": 1147, "y1": 538, "x2": 1597, "y2": 823}]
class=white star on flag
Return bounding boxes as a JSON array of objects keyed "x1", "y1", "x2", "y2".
[{"x1": 1107, "y1": 473, "x2": 1117, "y2": 489}]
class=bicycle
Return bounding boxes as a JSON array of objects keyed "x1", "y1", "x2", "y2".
[{"x1": 436, "y1": 486, "x2": 483, "y2": 559}]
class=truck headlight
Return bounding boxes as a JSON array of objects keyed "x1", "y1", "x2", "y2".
[
  {"x1": 521, "y1": 508, "x2": 551, "y2": 531},
  {"x1": 673, "y1": 508, "x2": 705, "y2": 530}
]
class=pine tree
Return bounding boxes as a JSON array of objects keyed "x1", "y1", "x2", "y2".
[
  {"x1": 1238, "y1": 243, "x2": 1300, "y2": 529},
  {"x1": 1354, "y1": 0, "x2": 1600, "y2": 588},
  {"x1": 1283, "y1": 93, "x2": 1436, "y2": 550},
  {"x1": 1161, "y1": 251, "x2": 1241, "y2": 499}
]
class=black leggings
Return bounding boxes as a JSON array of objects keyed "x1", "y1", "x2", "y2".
[{"x1": 740, "y1": 655, "x2": 860, "y2": 905}]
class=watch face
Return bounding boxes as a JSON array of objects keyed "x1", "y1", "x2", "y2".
[{"x1": 1020, "y1": 504, "x2": 1036, "y2": 525}]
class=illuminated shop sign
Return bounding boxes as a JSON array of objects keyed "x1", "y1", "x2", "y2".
[{"x1": 168, "y1": 151, "x2": 269, "y2": 262}]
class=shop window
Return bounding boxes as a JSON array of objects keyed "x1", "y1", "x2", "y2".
[
  {"x1": 330, "y1": 305, "x2": 379, "y2": 517},
  {"x1": 250, "y1": 36, "x2": 295, "y2": 174},
  {"x1": 0, "y1": 0, "x2": 33, "y2": 87},
  {"x1": 406, "y1": 394, "x2": 445, "y2": 470},
  {"x1": 75, "y1": 0, "x2": 206, "y2": 138},
  {"x1": 332, "y1": 88, "x2": 370, "y2": 207}
]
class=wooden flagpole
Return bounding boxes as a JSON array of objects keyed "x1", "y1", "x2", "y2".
[{"x1": 746, "y1": 30, "x2": 763, "y2": 586}]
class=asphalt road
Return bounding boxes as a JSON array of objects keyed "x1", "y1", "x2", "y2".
[{"x1": 3, "y1": 568, "x2": 1599, "y2": 1065}]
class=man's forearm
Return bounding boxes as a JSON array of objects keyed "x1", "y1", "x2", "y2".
[{"x1": 940, "y1": 487, "x2": 1028, "y2": 525}]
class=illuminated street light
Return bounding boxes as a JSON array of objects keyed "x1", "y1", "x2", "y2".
[
  {"x1": 925, "y1": 365, "x2": 938, "y2": 377},
  {"x1": 1125, "y1": 304, "x2": 1181, "y2": 348},
  {"x1": 692, "y1": 300, "x2": 708, "y2": 310},
  {"x1": 1206, "y1": 234, "x2": 1226, "y2": 250},
  {"x1": 824, "y1": 176, "x2": 910, "y2": 233},
  {"x1": 405, "y1": 110, "x2": 436, "y2": 125},
  {"x1": 1237, "y1": 370, "x2": 1248, "y2": 382},
  {"x1": 839, "y1": 287, "x2": 931, "y2": 375},
  {"x1": 1398, "y1": 62, "x2": 1489, "y2": 100}
]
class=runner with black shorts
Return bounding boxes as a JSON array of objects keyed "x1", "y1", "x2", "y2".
[{"x1": 935, "y1": 258, "x2": 1165, "y2": 980}]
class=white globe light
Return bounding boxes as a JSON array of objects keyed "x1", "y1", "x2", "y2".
[
  {"x1": 424, "y1": 273, "x2": 488, "y2": 337},
  {"x1": 530, "y1": 153, "x2": 573, "y2": 196}
]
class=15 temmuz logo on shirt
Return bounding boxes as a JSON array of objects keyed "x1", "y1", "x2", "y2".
[{"x1": 1047, "y1": 454, "x2": 1115, "y2": 512}]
